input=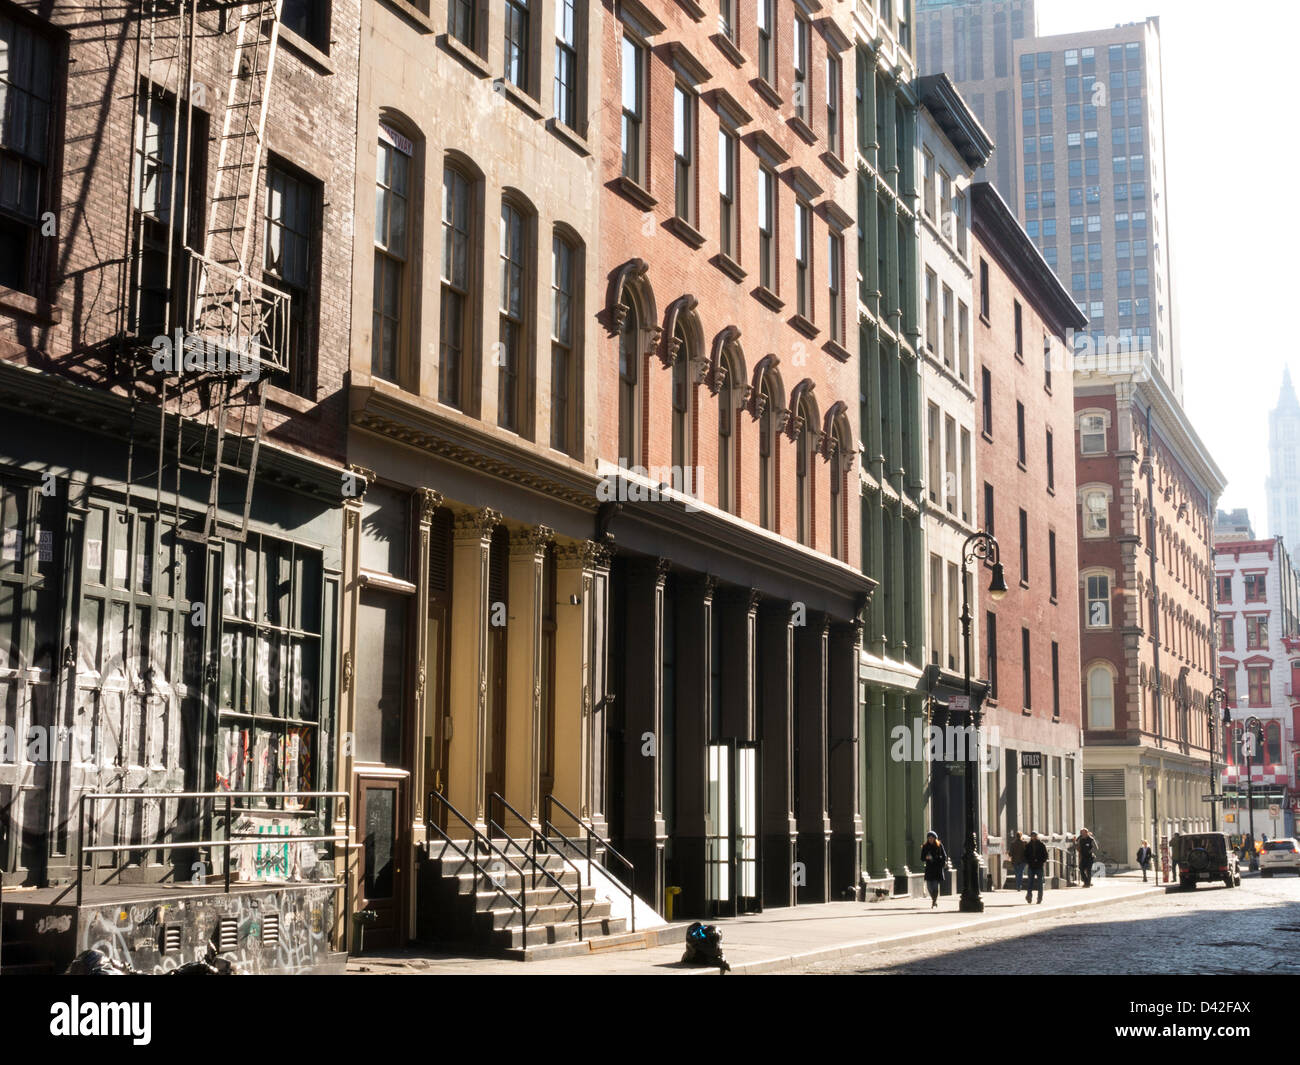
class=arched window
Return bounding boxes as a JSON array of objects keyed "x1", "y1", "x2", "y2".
[
  {"x1": 498, "y1": 195, "x2": 534, "y2": 433},
  {"x1": 759, "y1": 375, "x2": 777, "y2": 531},
  {"x1": 618, "y1": 294, "x2": 640, "y2": 467},
  {"x1": 796, "y1": 396, "x2": 816, "y2": 547},
  {"x1": 374, "y1": 122, "x2": 415, "y2": 382},
  {"x1": 550, "y1": 230, "x2": 581, "y2": 456},
  {"x1": 671, "y1": 323, "x2": 693, "y2": 486},
  {"x1": 830, "y1": 415, "x2": 851, "y2": 561},
  {"x1": 717, "y1": 348, "x2": 740, "y2": 513},
  {"x1": 1088, "y1": 664, "x2": 1115, "y2": 729},
  {"x1": 440, "y1": 162, "x2": 475, "y2": 408}
]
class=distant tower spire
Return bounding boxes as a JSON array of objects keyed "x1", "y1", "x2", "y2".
[{"x1": 1281, "y1": 367, "x2": 1299, "y2": 410}]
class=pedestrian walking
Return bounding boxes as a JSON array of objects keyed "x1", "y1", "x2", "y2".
[
  {"x1": 1135, "y1": 839, "x2": 1153, "y2": 882},
  {"x1": 1009, "y1": 830, "x2": 1027, "y2": 892},
  {"x1": 1078, "y1": 828, "x2": 1097, "y2": 887},
  {"x1": 1024, "y1": 831, "x2": 1048, "y2": 904},
  {"x1": 921, "y1": 831, "x2": 948, "y2": 909}
]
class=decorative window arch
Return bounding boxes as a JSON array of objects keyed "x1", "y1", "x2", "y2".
[
  {"x1": 825, "y1": 402, "x2": 854, "y2": 562},
  {"x1": 710, "y1": 327, "x2": 746, "y2": 514},
  {"x1": 550, "y1": 224, "x2": 583, "y2": 456},
  {"x1": 1078, "y1": 482, "x2": 1114, "y2": 538},
  {"x1": 665, "y1": 296, "x2": 702, "y2": 488},
  {"x1": 611, "y1": 259, "x2": 658, "y2": 467},
  {"x1": 755, "y1": 361, "x2": 783, "y2": 532},
  {"x1": 1087, "y1": 661, "x2": 1117, "y2": 729},
  {"x1": 793, "y1": 384, "x2": 819, "y2": 547}
]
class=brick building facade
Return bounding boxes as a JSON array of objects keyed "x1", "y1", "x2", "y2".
[
  {"x1": 0, "y1": 1, "x2": 358, "y2": 969},
  {"x1": 972, "y1": 180, "x2": 1086, "y2": 882}
]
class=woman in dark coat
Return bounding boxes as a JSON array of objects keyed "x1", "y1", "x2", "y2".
[{"x1": 921, "y1": 831, "x2": 948, "y2": 908}]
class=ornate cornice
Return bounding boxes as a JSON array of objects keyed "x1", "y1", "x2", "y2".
[
  {"x1": 414, "y1": 487, "x2": 444, "y2": 523},
  {"x1": 452, "y1": 505, "x2": 502, "y2": 541}
]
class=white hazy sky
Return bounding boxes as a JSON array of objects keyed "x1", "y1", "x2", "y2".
[{"x1": 1035, "y1": 0, "x2": 1299, "y2": 534}]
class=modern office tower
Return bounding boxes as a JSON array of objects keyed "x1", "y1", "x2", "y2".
[{"x1": 915, "y1": 0, "x2": 1038, "y2": 213}]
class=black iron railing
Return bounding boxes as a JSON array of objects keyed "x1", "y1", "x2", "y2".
[
  {"x1": 488, "y1": 792, "x2": 585, "y2": 942},
  {"x1": 543, "y1": 793, "x2": 637, "y2": 933}
]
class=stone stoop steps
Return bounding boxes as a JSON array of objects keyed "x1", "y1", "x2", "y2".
[{"x1": 425, "y1": 845, "x2": 685, "y2": 961}]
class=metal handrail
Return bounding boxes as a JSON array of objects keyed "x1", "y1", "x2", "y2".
[
  {"x1": 544, "y1": 793, "x2": 637, "y2": 933},
  {"x1": 426, "y1": 791, "x2": 529, "y2": 942},
  {"x1": 74, "y1": 788, "x2": 350, "y2": 950},
  {"x1": 488, "y1": 792, "x2": 585, "y2": 942}
]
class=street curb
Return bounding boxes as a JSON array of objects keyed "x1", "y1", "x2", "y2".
[{"x1": 695, "y1": 884, "x2": 1167, "y2": 976}]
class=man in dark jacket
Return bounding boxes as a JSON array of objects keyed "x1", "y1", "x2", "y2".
[
  {"x1": 1078, "y1": 828, "x2": 1098, "y2": 887},
  {"x1": 1024, "y1": 831, "x2": 1048, "y2": 904},
  {"x1": 1135, "y1": 840, "x2": 1153, "y2": 882}
]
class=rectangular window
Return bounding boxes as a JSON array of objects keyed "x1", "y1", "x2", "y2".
[
  {"x1": 283, "y1": 0, "x2": 330, "y2": 49},
  {"x1": 718, "y1": 126, "x2": 738, "y2": 259},
  {"x1": 979, "y1": 258, "x2": 990, "y2": 318},
  {"x1": 263, "y1": 161, "x2": 318, "y2": 397},
  {"x1": 1048, "y1": 529, "x2": 1058, "y2": 600},
  {"x1": 944, "y1": 415, "x2": 957, "y2": 514},
  {"x1": 1249, "y1": 666, "x2": 1271, "y2": 707},
  {"x1": 923, "y1": 149, "x2": 935, "y2": 219},
  {"x1": 1051, "y1": 641, "x2": 1061, "y2": 717},
  {"x1": 826, "y1": 53, "x2": 841, "y2": 156},
  {"x1": 827, "y1": 230, "x2": 843, "y2": 344},
  {"x1": 621, "y1": 35, "x2": 646, "y2": 183},
  {"x1": 1086, "y1": 574, "x2": 1110, "y2": 627},
  {"x1": 793, "y1": 15, "x2": 810, "y2": 123},
  {"x1": 551, "y1": 234, "x2": 577, "y2": 455},
  {"x1": 981, "y1": 366, "x2": 992, "y2": 436},
  {"x1": 720, "y1": 0, "x2": 738, "y2": 42},
  {"x1": 983, "y1": 481, "x2": 995, "y2": 536},
  {"x1": 439, "y1": 164, "x2": 472, "y2": 407},
  {"x1": 925, "y1": 268, "x2": 937, "y2": 350},
  {"x1": 958, "y1": 301, "x2": 970, "y2": 381},
  {"x1": 1046, "y1": 428, "x2": 1055, "y2": 490},
  {"x1": 795, "y1": 199, "x2": 812, "y2": 319},
  {"x1": 1022, "y1": 628, "x2": 1032, "y2": 709},
  {"x1": 0, "y1": 9, "x2": 55, "y2": 293},
  {"x1": 987, "y1": 611, "x2": 999, "y2": 700},
  {"x1": 960, "y1": 428, "x2": 972, "y2": 522},
  {"x1": 757, "y1": 0, "x2": 775, "y2": 84},
  {"x1": 1217, "y1": 575, "x2": 1233, "y2": 602},
  {"x1": 758, "y1": 164, "x2": 776, "y2": 291},
  {"x1": 942, "y1": 284, "x2": 954, "y2": 370},
  {"x1": 1019, "y1": 508, "x2": 1029, "y2": 583},
  {"x1": 505, "y1": 0, "x2": 531, "y2": 89},
  {"x1": 448, "y1": 0, "x2": 476, "y2": 49},
  {"x1": 927, "y1": 403, "x2": 941, "y2": 503},
  {"x1": 1014, "y1": 299, "x2": 1023, "y2": 357},
  {"x1": 374, "y1": 128, "x2": 412, "y2": 383},
  {"x1": 1080, "y1": 413, "x2": 1106, "y2": 454},
  {"x1": 674, "y1": 84, "x2": 695, "y2": 224},
  {"x1": 1217, "y1": 614, "x2": 1234, "y2": 652},
  {"x1": 1016, "y1": 401, "x2": 1026, "y2": 465},
  {"x1": 1245, "y1": 573, "x2": 1267, "y2": 601},
  {"x1": 1246, "y1": 614, "x2": 1269, "y2": 650},
  {"x1": 554, "y1": 0, "x2": 579, "y2": 128}
]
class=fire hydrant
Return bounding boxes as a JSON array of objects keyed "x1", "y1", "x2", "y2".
[{"x1": 666, "y1": 885, "x2": 682, "y2": 922}]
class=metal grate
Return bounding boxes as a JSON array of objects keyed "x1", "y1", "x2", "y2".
[
  {"x1": 1085, "y1": 770, "x2": 1125, "y2": 799},
  {"x1": 215, "y1": 916, "x2": 239, "y2": 954},
  {"x1": 260, "y1": 912, "x2": 280, "y2": 947},
  {"x1": 159, "y1": 924, "x2": 183, "y2": 954}
]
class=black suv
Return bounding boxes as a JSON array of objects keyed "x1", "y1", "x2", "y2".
[{"x1": 1171, "y1": 832, "x2": 1241, "y2": 890}]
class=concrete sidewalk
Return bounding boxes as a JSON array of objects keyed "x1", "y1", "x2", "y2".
[{"x1": 348, "y1": 871, "x2": 1167, "y2": 976}]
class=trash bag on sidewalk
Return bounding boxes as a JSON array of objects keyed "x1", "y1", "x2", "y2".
[
  {"x1": 65, "y1": 949, "x2": 134, "y2": 975},
  {"x1": 681, "y1": 921, "x2": 731, "y2": 973}
]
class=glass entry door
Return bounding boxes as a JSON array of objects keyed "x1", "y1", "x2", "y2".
[{"x1": 706, "y1": 739, "x2": 761, "y2": 917}]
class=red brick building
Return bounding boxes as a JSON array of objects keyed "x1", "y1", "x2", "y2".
[
  {"x1": 596, "y1": 0, "x2": 871, "y2": 914},
  {"x1": 971, "y1": 181, "x2": 1087, "y2": 880}
]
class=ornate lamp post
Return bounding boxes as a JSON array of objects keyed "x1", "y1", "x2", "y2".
[{"x1": 959, "y1": 530, "x2": 1008, "y2": 913}]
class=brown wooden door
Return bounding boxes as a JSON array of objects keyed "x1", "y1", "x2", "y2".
[{"x1": 357, "y1": 776, "x2": 406, "y2": 950}]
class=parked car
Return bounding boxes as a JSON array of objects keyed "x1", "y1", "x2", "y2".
[
  {"x1": 1171, "y1": 832, "x2": 1240, "y2": 890},
  {"x1": 1260, "y1": 838, "x2": 1300, "y2": 877}
]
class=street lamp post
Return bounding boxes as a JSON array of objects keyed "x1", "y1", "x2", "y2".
[
  {"x1": 1210, "y1": 685, "x2": 1228, "y2": 833},
  {"x1": 958, "y1": 530, "x2": 1008, "y2": 914},
  {"x1": 1244, "y1": 715, "x2": 1263, "y2": 871}
]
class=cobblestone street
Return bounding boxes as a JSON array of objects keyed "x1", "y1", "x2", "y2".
[{"x1": 791, "y1": 874, "x2": 1300, "y2": 975}]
